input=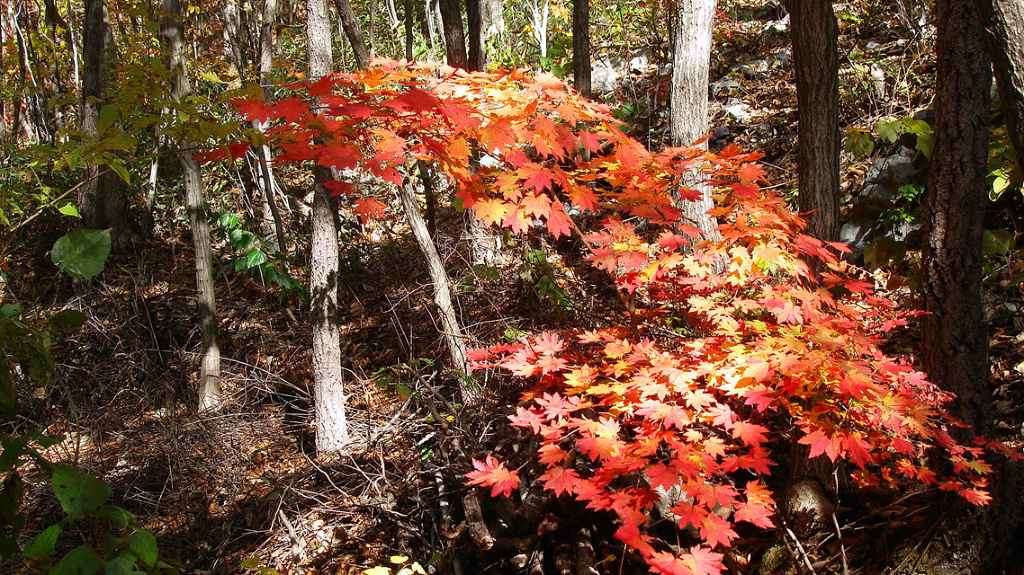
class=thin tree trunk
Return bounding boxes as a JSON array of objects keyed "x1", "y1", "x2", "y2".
[
  {"x1": 398, "y1": 177, "x2": 477, "y2": 404},
  {"x1": 467, "y1": 0, "x2": 486, "y2": 71},
  {"x1": 783, "y1": 0, "x2": 840, "y2": 242},
  {"x1": 670, "y1": 0, "x2": 721, "y2": 243},
  {"x1": 333, "y1": 0, "x2": 370, "y2": 68},
  {"x1": 308, "y1": 0, "x2": 349, "y2": 454},
  {"x1": 257, "y1": 0, "x2": 288, "y2": 252},
  {"x1": 975, "y1": 0, "x2": 1024, "y2": 164},
  {"x1": 481, "y1": 0, "x2": 503, "y2": 38},
  {"x1": 573, "y1": 0, "x2": 591, "y2": 97},
  {"x1": 163, "y1": 0, "x2": 222, "y2": 411},
  {"x1": 438, "y1": 0, "x2": 467, "y2": 69},
  {"x1": 405, "y1": 0, "x2": 414, "y2": 60}
]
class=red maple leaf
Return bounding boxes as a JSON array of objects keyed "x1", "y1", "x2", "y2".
[
  {"x1": 540, "y1": 466, "x2": 582, "y2": 496},
  {"x1": 466, "y1": 455, "x2": 521, "y2": 497}
]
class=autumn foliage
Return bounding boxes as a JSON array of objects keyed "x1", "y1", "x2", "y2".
[{"x1": 217, "y1": 60, "x2": 996, "y2": 575}]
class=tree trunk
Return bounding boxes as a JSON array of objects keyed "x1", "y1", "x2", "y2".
[
  {"x1": 257, "y1": 0, "x2": 288, "y2": 252},
  {"x1": 783, "y1": 0, "x2": 840, "y2": 242},
  {"x1": 397, "y1": 177, "x2": 478, "y2": 405},
  {"x1": 79, "y1": 0, "x2": 127, "y2": 243},
  {"x1": 919, "y1": 3, "x2": 1020, "y2": 571},
  {"x1": 438, "y1": 0, "x2": 467, "y2": 69},
  {"x1": 670, "y1": 0, "x2": 721, "y2": 243},
  {"x1": 975, "y1": 0, "x2": 1024, "y2": 164},
  {"x1": 530, "y1": 0, "x2": 549, "y2": 59},
  {"x1": 333, "y1": 0, "x2": 370, "y2": 69},
  {"x1": 163, "y1": 0, "x2": 222, "y2": 411},
  {"x1": 573, "y1": 0, "x2": 590, "y2": 98},
  {"x1": 481, "y1": 0, "x2": 504, "y2": 38},
  {"x1": 308, "y1": 0, "x2": 349, "y2": 454},
  {"x1": 467, "y1": 0, "x2": 486, "y2": 71},
  {"x1": 405, "y1": 0, "x2": 414, "y2": 60}
]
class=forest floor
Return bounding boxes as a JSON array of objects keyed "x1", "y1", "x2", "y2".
[{"x1": 5, "y1": 1, "x2": 1024, "y2": 574}]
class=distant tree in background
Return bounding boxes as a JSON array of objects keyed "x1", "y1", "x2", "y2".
[
  {"x1": 976, "y1": 0, "x2": 1024, "y2": 163},
  {"x1": 573, "y1": 0, "x2": 591, "y2": 97}
]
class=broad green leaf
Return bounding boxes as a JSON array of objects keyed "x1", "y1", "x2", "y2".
[
  {"x1": 50, "y1": 545, "x2": 102, "y2": 575},
  {"x1": 915, "y1": 133, "x2": 934, "y2": 158},
  {"x1": 125, "y1": 529, "x2": 157, "y2": 567},
  {"x1": 245, "y1": 249, "x2": 268, "y2": 269},
  {"x1": 95, "y1": 505, "x2": 134, "y2": 529},
  {"x1": 982, "y1": 228, "x2": 1014, "y2": 256},
  {"x1": 844, "y1": 129, "x2": 874, "y2": 158},
  {"x1": 56, "y1": 200, "x2": 81, "y2": 218},
  {"x1": 24, "y1": 524, "x2": 61, "y2": 558},
  {"x1": 363, "y1": 567, "x2": 392, "y2": 575},
  {"x1": 97, "y1": 104, "x2": 120, "y2": 136},
  {"x1": 0, "y1": 434, "x2": 32, "y2": 470},
  {"x1": 874, "y1": 120, "x2": 898, "y2": 143},
  {"x1": 0, "y1": 361, "x2": 16, "y2": 418},
  {"x1": 50, "y1": 310, "x2": 88, "y2": 333},
  {"x1": 52, "y1": 465, "x2": 111, "y2": 519},
  {"x1": 2, "y1": 303, "x2": 24, "y2": 319},
  {"x1": 102, "y1": 555, "x2": 141, "y2": 575},
  {"x1": 51, "y1": 230, "x2": 112, "y2": 279},
  {"x1": 990, "y1": 169, "x2": 1011, "y2": 200}
]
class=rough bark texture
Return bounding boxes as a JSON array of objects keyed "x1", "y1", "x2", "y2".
[
  {"x1": 404, "y1": 0, "x2": 414, "y2": 60},
  {"x1": 163, "y1": 0, "x2": 222, "y2": 411},
  {"x1": 976, "y1": 0, "x2": 1024, "y2": 164},
  {"x1": 79, "y1": 0, "x2": 127, "y2": 241},
  {"x1": 438, "y1": 0, "x2": 467, "y2": 69},
  {"x1": 308, "y1": 0, "x2": 349, "y2": 454},
  {"x1": 670, "y1": 0, "x2": 721, "y2": 242},
  {"x1": 467, "y1": 0, "x2": 486, "y2": 71},
  {"x1": 332, "y1": 0, "x2": 370, "y2": 69},
  {"x1": 397, "y1": 179, "x2": 477, "y2": 404},
  {"x1": 783, "y1": 0, "x2": 840, "y2": 242},
  {"x1": 918, "y1": 2, "x2": 1022, "y2": 572},
  {"x1": 923, "y1": 0, "x2": 992, "y2": 439},
  {"x1": 573, "y1": 0, "x2": 591, "y2": 98},
  {"x1": 481, "y1": 0, "x2": 504, "y2": 37}
]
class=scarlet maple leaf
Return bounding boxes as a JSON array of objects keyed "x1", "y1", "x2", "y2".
[
  {"x1": 540, "y1": 465, "x2": 582, "y2": 496},
  {"x1": 466, "y1": 455, "x2": 520, "y2": 497},
  {"x1": 352, "y1": 198, "x2": 387, "y2": 223},
  {"x1": 730, "y1": 421, "x2": 769, "y2": 446}
]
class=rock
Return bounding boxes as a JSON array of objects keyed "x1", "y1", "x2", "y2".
[
  {"x1": 722, "y1": 98, "x2": 752, "y2": 122},
  {"x1": 591, "y1": 59, "x2": 618, "y2": 95},
  {"x1": 711, "y1": 125, "x2": 732, "y2": 145},
  {"x1": 710, "y1": 77, "x2": 740, "y2": 97},
  {"x1": 865, "y1": 152, "x2": 916, "y2": 189},
  {"x1": 628, "y1": 55, "x2": 649, "y2": 73}
]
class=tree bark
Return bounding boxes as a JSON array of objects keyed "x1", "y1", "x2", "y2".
[
  {"x1": 783, "y1": 0, "x2": 840, "y2": 242},
  {"x1": 467, "y1": 0, "x2": 486, "y2": 71},
  {"x1": 975, "y1": 0, "x2": 1024, "y2": 164},
  {"x1": 397, "y1": 177, "x2": 478, "y2": 405},
  {"x1": 332, "y1": 0, "x2": 370, "y2": 69},
  {"x1": 919, "y1": 5, "x2": 1020, "y2": 571},
  {"x1": 481, "y1": 0, "x2": 504, "y2": 38},
  {"x1": 923, "y1": 0, "x2": 992, "y2": 439},
  {"x1": 308, "y1": 0, "x2": 350, "y2": 454},
  {"x1": 573, "y1": 0, "x2": 591, "y2": 97},
  {"x1": 162, "y1": 0, "x2": 222, "y2": 411},
  {"x1": 438, "y1": 0, "x2": 468, "y2": 69},
  {"x1": 257, "y1": 0, "x2": 288, "y2": 252},
  {"x1": 78, "y1": 0, "x2": 127, "y2": 241},
  {"x1": 670, "y1": 0, "x2": 721, "y2": 243},
  {"x1": 405, "y1": 0, "x2": 414, "y2": 60}
]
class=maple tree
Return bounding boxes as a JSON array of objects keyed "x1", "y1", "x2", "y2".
[{"x1": 204, "y1": 59, "x2": 1009, "y2": 574}]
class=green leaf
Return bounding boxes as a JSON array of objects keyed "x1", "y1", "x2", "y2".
[
  {"x1": 363, "y1": 567, "x2": 392, "y2": 575},
  {"x1": 245, "y1": 249, "x2": 268, "y2": 269},
  {"x1": 844, "y1": 129, "x2": 874, "y2": 158},
  {"x1": 0, "y1": 435, "x2": 32, "y2": 470},
  {"x1": 24, "y1": 524, "x2": 61, "y2": 558},
  {"x1": 95, "y1": 505, "x2": 134, "y2": 529},
  {"x1": 56, "y1": 200, "x2": 81, "y2": 218},
  {"x1": 125, "y1": 529, "x2": 157, "y2": 567},
  {"x1": 50, "y1": 545, "x2": 103, "y2": 575},
  {"x1": 97, "y1": 104, "x2": 121, "y2": 136},
  {"x1": 0, "y1": 361, "x2": 16, "y2": 418},
  {"x1": 52, "y1": 465, "x2": 111, "y2": 519},
  {"x1": 2, "y1": 303, "x2": 25, "y2": 319},
  {"x1": 50, "y1": 310, "x2": 88, "y2": 333},
  {"x1": 915, "y1": 133, "x2": 934, "y2": 159},
  {"x1": 982, "y1": 228, "x2": 1014, "y2": 256},
  {"x1": 51, "y1": 230, "x2": 112, "y2": 279},
  {"x1": 874, "y1": 120, "x2": 899, "y2": 143},
  {"x1": 102, "y1": 555, "x2": 141, "y2": 575},
  {"x1": 990, "y1": 168, "x2": 1011, "y2": 200}
]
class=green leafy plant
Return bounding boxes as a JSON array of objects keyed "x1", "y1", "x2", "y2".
[{"x1": 216, "y1": 212, "x2": 304, "y2": 296}]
